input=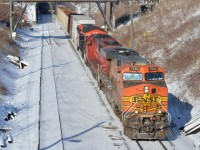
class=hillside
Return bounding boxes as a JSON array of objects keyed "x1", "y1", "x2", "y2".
[
  {"x1": 0, "y1": 25, "x2": 19, "y2": 95},
  {"x1": 113, "y1": 0, "x2": 200, "y2": 110}
]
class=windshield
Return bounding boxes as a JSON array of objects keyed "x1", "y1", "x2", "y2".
[
  {"x1": 123, "y1": 73, "x2": 143, "y2": 81},
  {"x1": 145, "y1": 72, "x2": 164, "y2": 81}
]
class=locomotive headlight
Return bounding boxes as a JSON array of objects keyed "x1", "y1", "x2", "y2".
[
  {"x1": 144, "y1": 86, "x2": 149, "y2": 93},
  {"x1": 135, "y1": 110, "x2": 138, "y2": 114},
  {"x1": 158, "y1": 110, "x2": 162, "y2": 113}
]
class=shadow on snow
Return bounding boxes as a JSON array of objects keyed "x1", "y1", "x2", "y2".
[
  {"x1": 167, "y1": 93, "x2": 193, "y2": 141},
  {"x1": 40, "y1": 121, "x2": 105, "y2": 150},
  {"x1": 17, "y1": 29, "x2": 69, "y2": 41}
]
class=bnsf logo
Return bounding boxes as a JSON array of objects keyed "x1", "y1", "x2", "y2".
[{"x1": 132, "y1": 97, "x2": 159, "y2": 103}]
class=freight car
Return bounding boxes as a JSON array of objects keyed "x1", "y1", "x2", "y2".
[
  {"x1": 56, "y1": 7, "x2": 95, "y2": 45},
  {"x1": 77, "y1": 24, "x2": 170, "y2": 139},
  {"x1": 56, "y1": 7, "x2": 76, "y2": 32}
]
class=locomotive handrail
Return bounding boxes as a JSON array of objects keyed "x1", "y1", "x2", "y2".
[
  {"x1": 158, "y1": 100, "x2": 171, "y2": 124},
  {"x1": 122, "y1": 100, "x2": 139, "y2": 124},
  {"x1": 97, "y1": 64, "x2": 106, "y2": 79}
]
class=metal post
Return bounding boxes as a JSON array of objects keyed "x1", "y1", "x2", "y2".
[
  {"x1": 104, "y1": 2, "x2": 107, "y2": 30},
  {"x1": 20, "y1": 2, "x2": 22, "y2": 28},
  {"x1": 89, "y1": 2, "x2": 91, "y2": 17},
  {"x1": 110, "y1": 2, "x2": 113, "y2": 29},
  {"x1": 110, "y1": 2, "x2": 113, "y2": 22},
  {"x1": 96, "y1": 2, "x2": 113, "y2": 32},
  {"x1": 130, "y1": 0, "x2": 133, "y2": 49},
  {"x1": 13, "y1": 4, "x2": 28, "y2": 31},
  {"x1": 9, "y1": 0, "x2": 13, "y2": 36}
]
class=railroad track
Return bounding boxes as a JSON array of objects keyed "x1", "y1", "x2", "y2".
[
  {"x1": 48, "y1": 18, "x2": 65, "y2": 150},
  {"x1": 135, "y1": 140, "x2": 143, "y2": 150},
  {"x1": 39, "y1": 14, "x2": 65, "y2": 150},
  {"x1": 135, "y1": 140, "x2": 168, "y2": 150},
  {"x1": 158, "y1": 140, "x2": 168, "y2": 150}
]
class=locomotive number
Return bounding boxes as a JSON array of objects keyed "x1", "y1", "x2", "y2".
[{"x1": 133, "y1": 96, "x2": 159, "y2": 103}]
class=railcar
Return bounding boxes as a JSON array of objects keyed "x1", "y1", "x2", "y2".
[{"x1": 84, "y1": 33, "x2": 121, "y2": 73}]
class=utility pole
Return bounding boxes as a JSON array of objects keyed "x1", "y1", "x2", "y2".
[{"x1": 130, "y1": 0, "x2": 133, "y2": 49}]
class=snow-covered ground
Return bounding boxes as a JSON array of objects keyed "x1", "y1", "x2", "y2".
[
  {"x1": 0, "y1": 11, "x2": 200, "y2": 149},
  {"x1": 0, "y1": 26, "x2": 41, "y2": 149}
]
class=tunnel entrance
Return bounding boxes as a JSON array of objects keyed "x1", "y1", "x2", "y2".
[{"x1": 36, "y1": 2, "x2": 50, "y2": 14}]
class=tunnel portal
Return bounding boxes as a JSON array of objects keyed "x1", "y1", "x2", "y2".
[{"x1": 36, "y1": 2, "x2": 50, "y2": 14}]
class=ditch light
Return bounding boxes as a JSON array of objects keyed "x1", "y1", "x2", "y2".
[{"x1": 144, "y1": 86, "x2": 149, "y2": 93}]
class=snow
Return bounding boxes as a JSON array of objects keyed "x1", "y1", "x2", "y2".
[{"x1": 24, "y1": 3, "x2": 37, "y2": 23}]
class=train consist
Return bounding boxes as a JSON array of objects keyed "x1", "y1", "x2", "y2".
[{"x1": 56, "y1": 7, "x2": 170, "y2": 140}]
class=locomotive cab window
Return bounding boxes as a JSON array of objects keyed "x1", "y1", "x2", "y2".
[
  {"x1": 145, "y1": 72, "x2": 164, "y2": 81},
  {"x1": 123, "y1": 73, "x2": 143, "y2": 81}
]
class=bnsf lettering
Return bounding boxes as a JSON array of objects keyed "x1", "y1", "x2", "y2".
[{"x1": 133, "y1": 97, "x2": 159, "y2": 103}]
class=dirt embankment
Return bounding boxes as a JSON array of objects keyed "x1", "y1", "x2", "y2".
[
  {"x1": 113, "y1": 0, "x2": 200, "y2": 102},
  {"x1": 0, "y1": 28, "x2": 19, "y2": 95},
  {"x1": 0, "y1": 4, "x2": 21, "y2": 95}
]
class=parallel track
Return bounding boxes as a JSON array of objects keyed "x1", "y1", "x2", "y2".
[
  {"x1": 39, "y1": 14, "x2": 65, "y2": 150},
  {"x1": 47, "y1": 20, "x2": 65, "y2": 150}
]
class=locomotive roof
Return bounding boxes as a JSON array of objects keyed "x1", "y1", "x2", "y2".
[
  {"x1": 100, "y1": 47, "x2": 149, "y2": 65},
  {"x1": 93, "y1": 34, "x2": 111, "y2": 38},
  {"x1": 91, "y1": 34, "x2": 121, "y2": 47}
]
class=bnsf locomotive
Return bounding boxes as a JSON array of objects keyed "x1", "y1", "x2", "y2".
[{"x1": 77, "y1": 24, "x2": 169, "y2": 139}]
